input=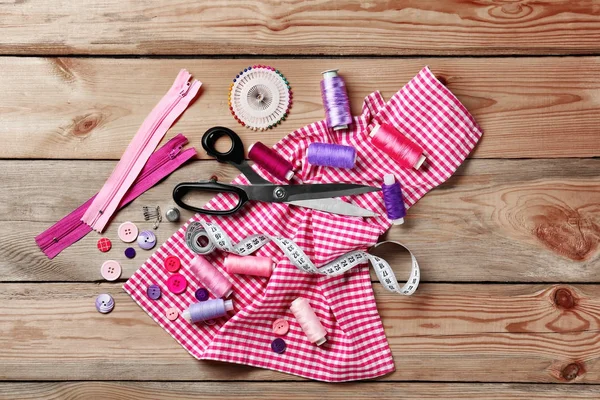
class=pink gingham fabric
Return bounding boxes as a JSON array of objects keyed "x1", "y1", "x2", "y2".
[{"x1": 123, "y1": 66, "x2": 483, "y2": 382}]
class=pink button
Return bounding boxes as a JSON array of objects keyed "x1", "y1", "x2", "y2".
[
  {"x1": 166, "y1": 307, "x2": 179, "y2": 321},
  {"x1": 272, "y1": 318, "x2": 289, "y2": 335},
  {"x1": 166, "y1": 273, "x2": 187, "y2": 294},
  {"x1": 164, "y1": 256, "x2": 181, "y2": 273},
  {"x1": 100, "y1": 260, "x2": 122, "y2": 281},
  {"x1": 118, "y1": 221, "x2": 138, "y2": 243}
]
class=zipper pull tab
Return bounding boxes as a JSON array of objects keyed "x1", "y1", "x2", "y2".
[
  {"x1": 169, "y1": 146, "x2": 183, "y2": 159},
  {"x1": 179, "y1": 81, "x2": 192, "y2": 97}
]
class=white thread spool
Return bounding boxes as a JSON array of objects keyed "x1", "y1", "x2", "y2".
[{"x1": 290, "y1": 297, "x2": 327, "y2": 346}]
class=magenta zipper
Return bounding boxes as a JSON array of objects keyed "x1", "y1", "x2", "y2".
[
  {"x1": 36, "y1": 134, "x2": 196, "y2": 259},
  {"x1": 82, "y1": 70, "x2": 201, "y2": 232}
]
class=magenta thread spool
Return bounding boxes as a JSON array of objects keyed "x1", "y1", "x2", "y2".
[
  {"x1": 290, "y1": 297, "x2": 327, "y2": 346},
  {"x1": 382, "y1": 174, "x2": 407, "y2": 225},
  {"x1": 370, "y1": 123, "x2": 426, "y2": 170},
  {"x1": 189, "y1": 255, "x2": 233, "y2": 298},
  {"x1": 248, "y1": 141, "x2": 294, "y2": 181},
  {"x1": 307, "y1": 143, "x2": 356, "y2": 169},
  {"x1": 320, "y1": 69, "x2": 352, "y2": 131},
  {"x1": 224, "y1": 254, "x2": 275, "y2": 278},
  {"x1": 182, "y1": 299, "x2": 234, "y2": 323}
]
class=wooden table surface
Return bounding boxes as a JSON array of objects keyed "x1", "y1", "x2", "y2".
[{"x1": 1, "y1": 1, "x2": 600, "y2": 399}]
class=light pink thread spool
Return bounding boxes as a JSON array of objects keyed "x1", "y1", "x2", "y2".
[
  {"x1": 189, "y1": 255, "x2": 233, "y2": 298},
  {"x1": 224, "y1": 254, "x2": 275, "y2": 278},
  {"x1": 290, "y1": 297, "x2": 327, "y2": 346}
]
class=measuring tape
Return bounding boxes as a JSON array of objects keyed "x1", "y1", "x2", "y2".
[{"x1": 186, "y1": 221, "x2": 420, "y2": 295}]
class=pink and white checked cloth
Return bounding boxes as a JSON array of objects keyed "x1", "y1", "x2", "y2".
[{"x1": 124, "y1": 67, "x2": 483, "y2": 382}]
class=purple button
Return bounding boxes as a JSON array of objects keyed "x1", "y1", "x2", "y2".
[
  {"x1": 147, "y1": 284, "x2": 161, "y2": 300},
  {"x1": 124, "y1": 247, "x2": 136, "y2": 259},
  {"x1": 271, "y1": 338, "x2": 286, "y2": 354},
  {"x1": 137, "y1": 230, "x2": 157, "y2": 250},
  {"x1": 195, "y1": 288, "x2": 209, "y2": 301},
  {"x1": 95, "y1": 294, "x2": 115, "y2": 314}
]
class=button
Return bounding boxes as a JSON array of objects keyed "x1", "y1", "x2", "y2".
[
  {"x1": 118, "y1": 221, "x2": 139, "y2": 243},
  {"x1": 271, "y1": 338, "x2": 286, "y2": 354},
  {"x1": 165, "y1": 207, "x2": 180, "y2": 222},
  {"x1": 166, "y1": 273, "x2": 187, "y2": 294},
  {"x1": 147, "y1": 284, "x2": 161, "y2": 300},
  {"x1": 97, "y1": 237, "x2": 112, "y2": 252},
  {"x1": 166, "y1": 307, "x2": 179, "y2": 321},
  {"x1": 164, "y1": 256, "x2": 181, "y2": 273},
  {"x1": 137, "y1": 230, "x2": 157, "y2": 250},
  {"x1": 124, "y1": 247, "x2": 136, "y2": 259},
  {"x1": 272, "y1": 319, "x2": 289, "y2": 336},
  {"x1": 100, "y1": 260, "x2": 122, "y2": 281},
  {"x1": 95, "y1": 293, "x2": 115, "y2": 314},
  {"x1": 195, "y1": 288, "x2": 209, "y2": 301}
]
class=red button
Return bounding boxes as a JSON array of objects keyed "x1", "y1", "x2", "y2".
[
  {"x1": 164, "y1": 256, "x2": 181, "y2": 273},
  {"x1": 166, "y1": 273, "x2": 187, "y2": 294},
  {"x1": 97, "y1": 237, "x2": 112, "y2": 253}
]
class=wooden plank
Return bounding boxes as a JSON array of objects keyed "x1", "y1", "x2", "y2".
[
  {"x1": 1, "y1": 382, "x2": 600, "y2": 400},
  {"x1": 1, "y1": 283, "x2": 599, "y2": 382},
  {"x1": 2, "y1": 158, "x2": 598, "y2": 282},
  {"x1": 2, "y1": 57, "x2": 600, "y2": 159},
  {"x1": 1, "y1": 1, "x2": 600, "y2": 56}
]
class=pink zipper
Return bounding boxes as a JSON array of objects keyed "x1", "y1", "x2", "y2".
[
  {"x1": 36, "y1": 134, "x2": 196, "y2": 259},
  {"x1": 82, "y1": 69, "x2": 201, "y2": 232}
]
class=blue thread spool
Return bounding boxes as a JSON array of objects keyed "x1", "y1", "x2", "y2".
[
  {"x1": 382, "y1": 174, "x2": 406, "y2": 225},
  {"x1": 182, "y1": 299, "x2": 234, "y2": 324},
  {"x1": 307, "y1": 142, "x2": 356, "y2": 169}
]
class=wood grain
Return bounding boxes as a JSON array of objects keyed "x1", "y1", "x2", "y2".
[
  {"x1": 2, "y1": 1, "x2": 600, "y2": 56},
  {"x1": 1, "y1": 283, "x2": 599, "y2": 382},
  {"x1": 2, "y1": 57, "x2": 600, "y2": 159},
  {"x1": 2, "y1": 158, "x2": 598, "y2": 282},
  {"x1": 1, "y1": 382, "x2": 600, "y2": 400}
]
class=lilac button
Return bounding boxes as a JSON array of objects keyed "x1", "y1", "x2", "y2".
[
  {"x1": 124, "y1": 247, "x2": 136, "y2": 259},
  {"x1": 195, "y1": 288, "x2": 209, "y2": 301},
  {"x1": 137, "y1": 230, "x2": 157, "y2": 250},
  {"x1": 95, "y1": 294, "x2": 115, "y2": 314},
  {"x1": 147, "y1": 284, "x2": 161, "y2": 300},
  {"x1": 271, "y1": 338, "x2": 286, "y2": 354}
]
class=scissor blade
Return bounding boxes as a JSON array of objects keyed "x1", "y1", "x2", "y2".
[
  {"x1": 287, "y1": 198, "x2": 380, "y2": 217},
  {"x1": 285, "y1": 183, "x2": 380, "y2": 202}
]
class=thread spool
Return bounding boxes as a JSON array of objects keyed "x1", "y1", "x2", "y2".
[
  {"x1": 224, "y1": 254, "x2": 275, "y2": 278},
  {"x1": 182, "y1": 299, "x2": 234, "y2": 323},
  {"x1": 307, "y1": 143, "x2": 356, "y2": 169},
  {"x1": 382, "y1": 174, "x2": 407, "y2": 225},
  {"x1": 369, "y1": 123, "x2": 426, "y2": 170},
  {"x1": 320, "y1": 69, "x2": 352, "y2": 131},
  {"x1": 290, "y1": 297, "x2": 327, "y2": 346},
  {"x1": 248, "y1": 141, "x2": 294, "y2": 181},
  {"x1": 189, "y1": 255, "x2": 233, "y2": 298}
]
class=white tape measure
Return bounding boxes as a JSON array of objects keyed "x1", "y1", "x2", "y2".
[{"x1": 186, "y1": 221, "x2": 420, "y2": 295}]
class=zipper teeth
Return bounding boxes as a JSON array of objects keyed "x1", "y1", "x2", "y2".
[
  {"x1": 40, "y1": 137, "x2": 188, "y2": 250},
  {"x1": 89, "y1": 82, "x2": 191, "y2": 227}
]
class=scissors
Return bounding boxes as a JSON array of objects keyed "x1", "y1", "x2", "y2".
[{"x1": 172, "y1": 127, "x2": 380, "y2": 217}]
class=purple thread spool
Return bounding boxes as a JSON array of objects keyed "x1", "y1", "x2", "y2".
[
  {"x1": 182, "y1": 299, "x2": 234, "y2": 324},
  {"x1": 320, "y1": 69, "x2": 352, "y2": 130},
  {"x1": 382, "y1": 174, "x2": 406, "y2": 225},
  {"x1": 307, "y1": 142, "x2": 356, "y2": 169}
]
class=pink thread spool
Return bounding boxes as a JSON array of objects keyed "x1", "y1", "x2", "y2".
[
  {"x1": 224, "y1": 254, "x2": 275, "y2": 278},
  {"x1": 182, "y1": 299, "x2": 234, "y2": 323},
  {"x1": 369, "y1": 123, "x2": 426, "y2": 170},
  {"x1": 189, "y1": 255, "x2": 233, "y2": 298},
  {"x1": 290, "y1": 297, "x2": 327, "y2": 346},
  {"x1": 248, "y1": 141, "x2": 294, "y2": 181}
]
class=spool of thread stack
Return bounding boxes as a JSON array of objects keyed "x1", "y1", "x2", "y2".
[
  {"x1": 189, "y1": 255, "x2": 233, "y2": 298},
  {"x1": 290, "y1": 297, "x2": 327, "y2": 346},
  {"x1": 224, "y1": 254, "x2": 275, "y2": 278},
  {"x1": 307, "y1": 143, "x2": 356, "y2": 169},
  {"x1": 183, "y1": 299, "x2": 234, "y2": 323},
  {"x1": 369, "y1": 123, "x2": 426, "y2": 170},
  {"x1": 320, "y1": 69, "x2": 352, "y2": 131},
  {"x1": 382, "y1": 174, "x2": 407, "y2": 225},
  {"x1": 248, "y1": 141, "x2": 294, "y2": 181}
]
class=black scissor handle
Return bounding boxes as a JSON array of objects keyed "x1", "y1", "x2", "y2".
[
  {"x1": 172, "y1": 181, "x2": 249, "y2": 216},
  {"x1": 202, "y1": 126, "x2": 245, "y2": 165}
]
